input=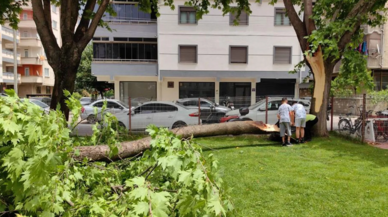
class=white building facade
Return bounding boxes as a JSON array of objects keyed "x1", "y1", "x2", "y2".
[{"x1": 92, "y1": 0, "x2": 306, "y2": 107}]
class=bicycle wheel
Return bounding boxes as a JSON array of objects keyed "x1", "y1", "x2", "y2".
[{"x1": 338, "y1": 119, "x2": 352, "y2": 136}]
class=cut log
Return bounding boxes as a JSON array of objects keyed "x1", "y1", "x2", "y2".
[{"x1": 75, "y1": 121, "x2": 279, "y2": 162}]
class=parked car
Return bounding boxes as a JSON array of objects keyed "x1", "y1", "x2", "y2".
[
  {"x1": 21, "y1": 99, "x2": 50, "y2": 114},
  {"x1": 223, "y1": 97, "x2": 311, "y2": 124},
  {"x1": 81, "y1": 99, "x2": 130, "y2": 124},
  {"x1": 176, "y1": 98, "x2": 231, "y2": 123},
  {"x1": 29, "y1": 97, "x2": 51, "y2": 106},
  {"x1": 80, "y1": 97, "x2": 92, "y2": 106},
  {"x1": 115, "y1": 101, "x2": 199, "y2": 131}
]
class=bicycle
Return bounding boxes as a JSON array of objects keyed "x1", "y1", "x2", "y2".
[{"x1": 338, "y1": 105, "x2": 372, "y2": 138}]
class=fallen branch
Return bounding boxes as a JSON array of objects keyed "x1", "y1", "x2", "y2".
[{"x1": 74, "y1": 121, "x2": 279, "y2": 162}]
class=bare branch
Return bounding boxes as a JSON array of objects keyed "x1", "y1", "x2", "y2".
[
  {"x1": 303, "y1": 0, "x2": 316, "y2": 35},
  {"x1": 31, "y1": 0, "x2": 60, "y2": 65},
  {"x1": 346, "y1": 0, "x2": 368, "y2": 20},
  {"x1": 331, "y1": 5, "x2": 342, "y2": 22},
  {"x1": 145, "y1": 163, "x2": 158, "y2": 180},
  {"x1": 283, "y1": 0, "x2": 308, "y2": 51},
  {"x1": 74, "y1": 0, "x2": 97, "y2": 43},
  {"x1": 77, "y1": 0, "x2": 110, "y2": 49}
]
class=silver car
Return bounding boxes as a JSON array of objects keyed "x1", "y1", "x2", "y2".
[
  {"x1": 176, "y1": 98, "x2": 231, "y2": 123},
  {"x1": 81, "y1": 99, "x2": 130, "y2": 124}
]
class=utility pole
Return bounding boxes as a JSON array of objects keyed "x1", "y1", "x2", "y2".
[{"x1": 13, "y1": 29, "x2": 18, "y2": 95}]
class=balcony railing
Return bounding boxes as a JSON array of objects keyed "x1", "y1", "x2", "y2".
[
  {"x1": 2, "y1": 72, "x2": 21, "y2": 83},
  {"x1": 102, "y1": 18, "x2": 157, "y2": 24},
  {"x1": 92, "y1": 58, "x2": 157, "y2": 63},
  {"x1": 2, "y1": 49, "x2": 21, "y2": 58},
  {"x1": 1, "y1": 26, "x2": 18, "y2": 35}
]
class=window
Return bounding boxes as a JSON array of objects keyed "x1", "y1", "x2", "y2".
[
  {"x1": 46, "y1": 86, "x2": 51, "y2": 94},
  {"x1": 51, "y1": 5, "x2": 57, "y2": 13},
  {"x1": 93, "y1": 43, "x2": 157, "y2": 61},
  {"x1": 273, "y1": 47, "x2": 292, "y2": 64},
  {"x1": 94, "y1": 102, "x2": 104, "y2": 108},
  {"x1": 120, "y1": 81, "x2": 157, "y2": 106},
  {"x1": 179, "y1": 7, "x2": 196, "y2": 24},
  {"x1": 24, "y1": 49, "x2": 29, "y2": 57},
  {"x1": 262, "y1": 101, "x2": 282, "y2": 111},
  {"x1": 229, "y1": 9, "x2": 249, "y2": 25},
  {"x1": 25, "y1": 67, "x2": 30, "y2": 76},
  {"x1": 179, "y1": 45, "x2": 197, "y2": 63},
  {"x1": 153, "y1": 104, "x2": 178, "y2": 113},
  {"x1": 52, "y1": 20, "x2": 57, "y2": 29},
  {"x1": 23, "y1": 13, "x2": 28, "y2": 20},
  {"x1": 200, "y1": 101, "x2": 212, "y2": 107},
  {"x1": 107, "y1": 102, "x2": 122, "y2": 109},
  {"x1": 373, "y1": 71, "x2": 388, "y2": 91},
  {"x1": 230, "y1": 46, "x2": 248, "y2": 63},
  {"x1": 105, "y1": 4, "x2": 153, "y2": 22},
  {"x1": 44, "y1": 68, "x2": 49, "y2": 77},
  {"x1": 135, "y1": 104, "x2": 155, "y2": 114},
  {"x1": 274, "y1": 8, "x2": 290, "y2": 26},
  {"x1": 36, "y1": 86, "x2": 41, "y2": 94},
  {"x1": 179, "y1": 82, "x2": 215, "y2": 99}
]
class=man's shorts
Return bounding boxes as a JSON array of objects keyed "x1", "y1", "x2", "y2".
[
  {"x1": 280, "y1": 122, "x2": 291, "y2": 137},
  {"x1": 295, "y1": 118, "x2": 306, "y2": 128}
]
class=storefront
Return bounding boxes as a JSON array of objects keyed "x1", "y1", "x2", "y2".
[
  {"x1": 178, "y1": 82, "x2": 215, "y2": 100},
  {"x1": 119, "y1": 81, "x2": 157, "y2": 107},
  {"x1": 255, "y1": 79, "x2": 295, "y2": 98},
  {"x1": 219, "y1": 82, "x2": 252, "y2": 108}
]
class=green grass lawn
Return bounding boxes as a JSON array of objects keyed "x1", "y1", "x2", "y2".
[{"x1": 195, "y1": 134, "x2": 388, "y2": 217}]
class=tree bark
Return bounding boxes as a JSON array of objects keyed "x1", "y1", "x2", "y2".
[
  {"x1": 50, "y1": 60, "x2": 80, "y2": 119},
  {"x1": 74, "y1": 121, "x2": 279, "y2": 162}
]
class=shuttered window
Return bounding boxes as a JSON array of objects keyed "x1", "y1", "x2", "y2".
[
  {"x1": 273, "y1": 47, "x2": 292, "y2": 64},
  {"x1": 274, "y1": 8, "x2": 291, "y2": 26},
  {"x1": 179, "y1": 7, "x2": 196, "y2": 24},
  {"x1": 179, "y1": 45, "x2": 197, "y2": 63},
  {"x1": 230, "y1": 46, "x2": 248, "y2": 63},
  {"x1": 229, "y1": 9, "x2": 249, "y2": 25}
]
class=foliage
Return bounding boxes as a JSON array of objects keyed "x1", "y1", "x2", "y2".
[
  {"x1": 197, "y1": 135, "x2": 388, "y2": 216},
  {"x1": 331, "y1": 50, "x2": 374, "y2": 97},
  {"x1": 368, "y1": 89, "x2": 388, "y2": 105},
  {"x1": 0, "y1": 0, "x2": 28, "y2": 29},
  {"x1": 0, "y1": 91, "x2": 233, "y2": 216}
]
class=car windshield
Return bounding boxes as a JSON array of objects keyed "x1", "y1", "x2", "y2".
[
  {"x1": 248, "y1": 99, "x2": 267, "y2": 110},
  {"x1": 81, "y1": 98, "x2": 91, "y2": 101},
  {"x1": 174, "y1": 103, "x2": 189, "y2": 110},
  {"x1": 31, "y1": 100, "x2": 49, "y2": 108}
]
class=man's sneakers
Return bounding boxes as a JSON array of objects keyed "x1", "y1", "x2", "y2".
[
  {"x1": 300, "y1": 138, "x2": 305, "y2": 143},
  {"x1": 282, "y1": 142, "x2": 293, "y2": 147}
]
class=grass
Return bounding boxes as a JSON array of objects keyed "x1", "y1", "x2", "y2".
[{"x1": 195, "y1": 134, "x2": 388, "y2": 217}]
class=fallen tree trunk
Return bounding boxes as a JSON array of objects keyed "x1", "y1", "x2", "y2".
[{"x1": 75, "y1": 121, "x2": 279, "y2": 162}]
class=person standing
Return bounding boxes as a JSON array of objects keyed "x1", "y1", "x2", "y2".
[
  {"x1": 305, "y1": 114, "x2": 318, "y2": 141},
  {"x1": 277, "y1": 98, "x2": 294, "y2": 146},
  {"x1": 292, "y1": 102, "x2": 307, "y2": 143}
]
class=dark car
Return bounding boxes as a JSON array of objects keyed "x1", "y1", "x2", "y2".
[{"x1": 176, "y1": 98, "x2": 231, "y2": 124}]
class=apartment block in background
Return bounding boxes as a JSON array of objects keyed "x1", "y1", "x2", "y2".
[
  {"x1": 1, "y1": 2, "x2": 61, "y2": 97},
  {"x1": 0, "y1": 25, "x2": 21, "y2": 90},
  {"x1": 92, "y1": 0, "x2": 306, "y2": 108}
]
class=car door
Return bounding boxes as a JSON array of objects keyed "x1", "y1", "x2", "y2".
[
  {"x1": 131, "y1": 104, "x2": 155, "y2": 130},
  {"x1": 152, "y1": 103, "x2": 178, "y2": 128},
  {"x1": 256, "y1": 100, "x2": 282, "y2": 124}
]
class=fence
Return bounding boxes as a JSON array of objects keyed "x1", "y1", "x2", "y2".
[{"x1": 330, "y1": 94, "x2": 388, "y2": 144}]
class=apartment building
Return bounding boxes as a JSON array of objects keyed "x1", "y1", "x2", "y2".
[
  {"x1": 0, "y1": 25, "x2": 21, "y2": 90},
  {"x1": 92, "y1": 0, "x2": 306, "y2": 107},
  {"x1": 0, "y1": 2, "x2": 60, "y2": 97}
]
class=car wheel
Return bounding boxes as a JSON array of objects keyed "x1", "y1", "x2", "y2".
[
  {"x1": 172, "y1": 121, "x2": 187, "y2": 129},
  {"x1": 87, "y1": 114, "x2": 98, "y2": 124}
]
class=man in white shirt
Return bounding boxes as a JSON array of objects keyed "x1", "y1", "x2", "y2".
[
  {"x1": 292, "y1": 101, "x2": 307, "y2": 143},
  {"x1": 277, "y1": 98, "x2": 294, "y2": 146}
]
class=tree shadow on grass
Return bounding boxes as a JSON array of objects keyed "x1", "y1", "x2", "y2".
[{"x1": 199, "y1": 142, "x2": 282, "y2": 152}]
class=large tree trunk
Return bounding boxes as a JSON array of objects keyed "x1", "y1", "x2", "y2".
[
  {"x1": 306, "y1": 48, "x2": 336, "y2": 136},
  {"x1": 75, "y1": 121, "x2": 279, "y2": 162},
  {"x1": 50, "y1": 62, "x2": 79, "y2": 120}
]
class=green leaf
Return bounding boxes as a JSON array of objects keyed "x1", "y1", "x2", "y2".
[{"x1": 133, "y1": 202, "x2": 149, "y2": 216}]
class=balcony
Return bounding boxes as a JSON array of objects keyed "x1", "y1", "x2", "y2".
[
  {"x1": 2, "y1": 50, "x2": 21, "y2": 64},
  {"x1": 2, "y1": 72, "x2": 21, "y2": 83},
  {"x1": 21, "y1": 75, "x2": 43, "y2": 83},
  {"x1": 1, "y1": 26, "x2": 20, "y2": 43},
  {"x1": 21, "y1": 57, "x2": 44, "y2": 65},
  {"x1": 19, "y1": 36, "x2": 42, "y2": 47},
  {"x1": 18, "y1": 18, "x2": 36, "y2": 29}
]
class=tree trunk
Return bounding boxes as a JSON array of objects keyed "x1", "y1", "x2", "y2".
[
  {"x1": 50, "y1": 59, "x2": 80, "y2": 120},
  {"x1": 75, "y1": 121, "x2": 279, "y2": 162},
  {"x1": 306, "y1": 48, "x2": 335, "y2": 136}
]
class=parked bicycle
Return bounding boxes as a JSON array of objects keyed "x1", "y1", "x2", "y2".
[{"x1": 338, "y1": 105, "x2": 372, "y2": 138}]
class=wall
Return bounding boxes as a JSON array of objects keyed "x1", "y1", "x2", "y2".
[
  {"x1": 158, "y1": 0, "x2": 303, "y2": 72},
  {"x1": 333, "y1": 97, "x2": 388, "y2": 115},
  {"x1": 18, "y1": 65, "x2": 42, "y2": 76}
]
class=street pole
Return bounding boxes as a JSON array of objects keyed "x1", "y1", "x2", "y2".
[{"x1": 13, "y1": 29, "x2": 18, "y2": 95}]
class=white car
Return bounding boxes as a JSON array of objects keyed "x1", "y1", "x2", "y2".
[
  {"x1": 81, "y1": 99, "x2": 130, "y2": 124},
  {"x1": 115, "y1": 101, "x2": 199, "y2": 131},
  {"x1": 225, "y1": 97, "x2": 311, "y2": 124}
]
